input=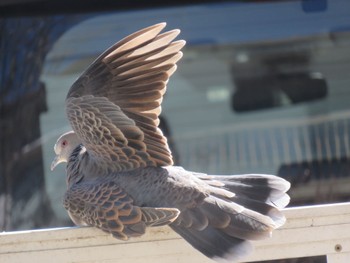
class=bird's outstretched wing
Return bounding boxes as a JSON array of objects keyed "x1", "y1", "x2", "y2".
[
  {"x1": 65, "y1": 23, "x2": 185, "y2": 172},
  {"x1": 64, "y1": 180, "x2": 180, "y2": 240}
]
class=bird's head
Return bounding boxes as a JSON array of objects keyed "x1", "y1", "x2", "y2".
[{"x1": 51, "y1": 131, "x2": 81, "y2": 171}]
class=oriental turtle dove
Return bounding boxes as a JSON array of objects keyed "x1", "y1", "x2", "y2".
[{"x1": 51, "y1": 23, "x2": 290, "y2": 262}]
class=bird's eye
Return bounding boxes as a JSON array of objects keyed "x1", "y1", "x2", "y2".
[{"x1": 62, "y1": 140, "x2": 67, "y2": 147}]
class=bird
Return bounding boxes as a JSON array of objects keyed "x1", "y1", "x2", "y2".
[{"x1": 51, "y1": 22, "x2": 290, "y2": 263}]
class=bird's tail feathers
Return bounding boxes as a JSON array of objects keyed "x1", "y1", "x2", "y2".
[
  {"x1": 197, "y1": 173, "x2": 290, "y2": 226},
  {"x1": 171, "y1": 173, "x2": 290, "y2": 262},
  {"x1": 171, "y1": 224, "x2": 253, "y2": 263}
]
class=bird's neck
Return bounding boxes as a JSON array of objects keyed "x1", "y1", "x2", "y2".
[{"x1": 66, "y1": 144, "x2": 85, "y2": 187}]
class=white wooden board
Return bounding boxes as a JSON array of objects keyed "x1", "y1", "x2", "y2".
[{"x1": 1, "y1": 202, "x2": 350, "y2": 263}]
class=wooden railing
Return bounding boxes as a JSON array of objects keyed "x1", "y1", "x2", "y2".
[{"x1": 1, "y1": 202, "x2": 349, "y2": 263}]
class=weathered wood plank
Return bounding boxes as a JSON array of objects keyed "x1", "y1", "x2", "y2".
[{"x1": 1, "y1": 202, "x2": 349, "y2": 263}]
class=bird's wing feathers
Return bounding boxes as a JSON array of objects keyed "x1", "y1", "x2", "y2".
[
  {"x1": 64, "y1": 180, "x2": 180, "y2": 240},
  {"x1": 141, "y1": 207, "x2": 180, "y2": 227},
  {"x1": 66, "y1": 96, "x2": 155, "y2": 171},
  {"x1": 65, "y1": 23, "x2": 185, "y2": 171},
  {"x1": 64, "y1": 180, "x2": 143, "y2": 240}
]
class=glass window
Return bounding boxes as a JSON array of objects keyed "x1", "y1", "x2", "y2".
[{"x1": 1, "y1": 0, "x2": 350, "y2": 234}]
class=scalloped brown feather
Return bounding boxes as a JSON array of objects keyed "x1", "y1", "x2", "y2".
[{"x1": 64, "y1": 179, "x2": 180, "y2": 240}]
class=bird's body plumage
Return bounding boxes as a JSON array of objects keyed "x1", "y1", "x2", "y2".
[{"x1": 52, "y1": 23, "x2": 290, "y2": 262}]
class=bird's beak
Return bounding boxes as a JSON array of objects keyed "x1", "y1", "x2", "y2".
[{"x1": 51, "y1": 155, "x2": 62, "y2": 171}]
